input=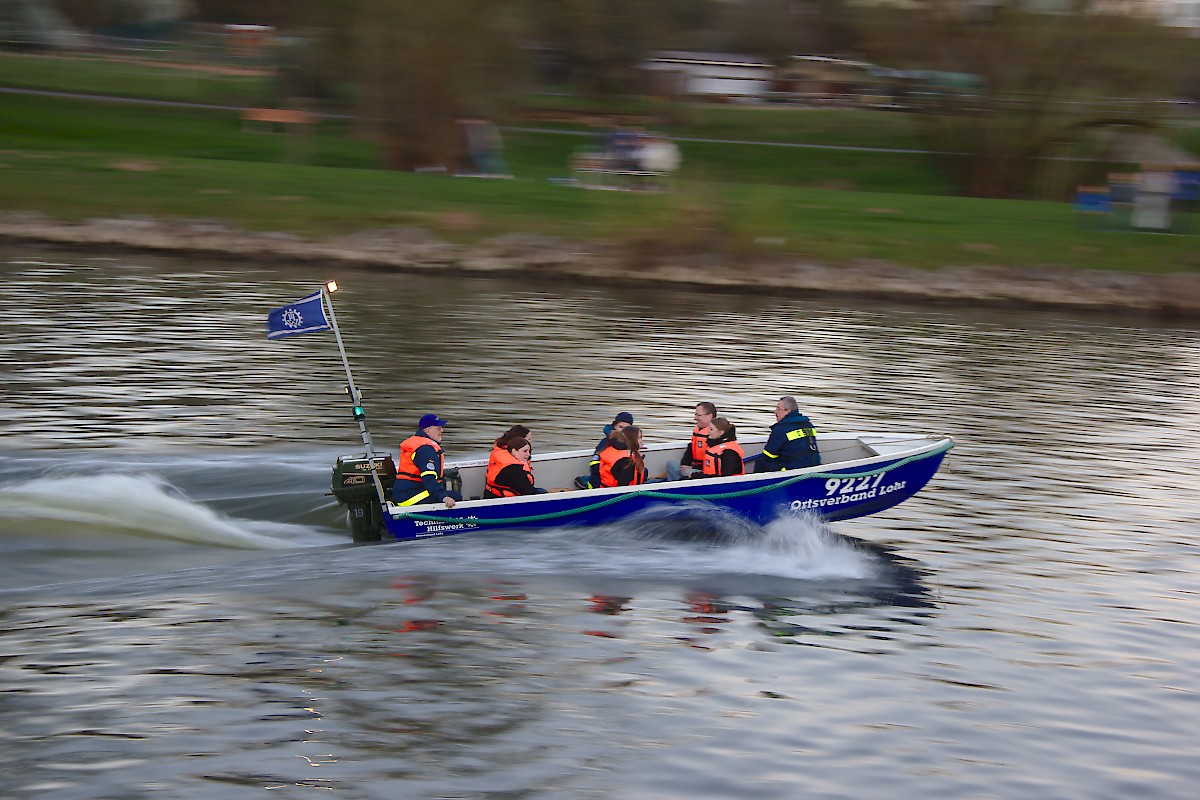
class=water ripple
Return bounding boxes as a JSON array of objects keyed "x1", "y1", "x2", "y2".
[{"x1": 2, "y1": 249, "x2": 1200, "y2": 798}]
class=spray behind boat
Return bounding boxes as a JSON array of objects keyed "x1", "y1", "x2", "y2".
[{"x1": 266, "y1": 281, "x2": 392, "y2": 543}]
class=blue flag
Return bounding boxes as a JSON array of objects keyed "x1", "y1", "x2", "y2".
[{"x1": 266, "y1": 291, "x2": 333, "y2": 339}]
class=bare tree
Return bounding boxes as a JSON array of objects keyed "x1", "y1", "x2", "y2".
[
  {"x1": 521, "y1": 0, "x2": 856, "y2": 94},
  {"x1": 524, "y1": 0, "x2": 727, "y2": 93},
  {"x1": 312, "y1": 0, "x2": 526, "y2": 171},
  {"x1": 855, "y1": 0, "x2": 1194, "y2": 198},
  {"x1": 700, "y1": 0, "x2": 828, "y2": 64}
]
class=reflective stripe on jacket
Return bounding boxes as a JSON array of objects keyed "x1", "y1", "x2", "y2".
[
  {"x1": 761, "y1": 411, "x2": 820, "y2": 470},
  {"x1": 394, "y1": 434, "x2": 444, "y2": 505}
]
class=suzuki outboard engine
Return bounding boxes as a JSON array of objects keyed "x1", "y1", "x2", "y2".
[{"x1": 331, "y1": 454, "x2": 397, "y2": 543}]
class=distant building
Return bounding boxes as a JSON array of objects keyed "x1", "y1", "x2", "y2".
[
  {"x1": 1162, "y1": 0, "x2": 1199, "y2": 31},
  {"x1": 641, "y1": 51, "x2": 774, "y2": 101},
  {"x1": 0, "y1": 0, "x2": 82, "y2": 49},
  {"x1": 778, "y1": 56, "x2": 881, "y2": 106},
  {"x1": 223, "y1": 23, "x2": 273, "y2": 56}
]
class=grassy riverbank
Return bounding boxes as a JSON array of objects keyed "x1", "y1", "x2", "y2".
[{"x1": 0, "y1": 89, "x2": 1197, "y2": 273}]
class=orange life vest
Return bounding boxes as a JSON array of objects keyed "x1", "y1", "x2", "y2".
[
  {"x1": 486, "y1": 444, "x2": 506, "y2": 474},
  {"x1": 597, "y1": 445, "x2": 646, "y2": 488},
  {"x1": 396, "y1": 434, "x2": 444, "y2": 486},
  {"x1": 702, "y1": 440, "x2": 746, "y2": 477},
  {"x1": 687, "y1": 424, "x2": 709, "y2": 466},
  {"x1": 485, "y1": 447, "x2": 534, "y2": 498}
]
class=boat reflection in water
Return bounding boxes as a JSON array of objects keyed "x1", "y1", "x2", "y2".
[
  {"x1": 371, "y1": 506, "x2": 938, "y2": 649},
  {"x1": 575, "y1": 509, "x2": 936, "y2": 645}
]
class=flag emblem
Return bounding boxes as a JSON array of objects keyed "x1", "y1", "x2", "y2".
[
  {"x1": 282, "y1": 307, "x2": 304, "y2": 329},
  {"x1": 267, "y1": 291, "x2": 333, "y2": 339}
]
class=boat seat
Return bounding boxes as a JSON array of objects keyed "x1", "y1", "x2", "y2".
[{"x1": 858, "y1": 436, "x2": 921, "y2": 457}]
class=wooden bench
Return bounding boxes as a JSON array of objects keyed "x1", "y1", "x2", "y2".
[
  {"x1": 240, "y1": 108, "x2": 319, "y2": 163},
  {"x1": 241, "y1": 108, "x2": 318, "y2": 131}
]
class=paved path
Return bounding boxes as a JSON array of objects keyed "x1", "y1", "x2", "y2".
[{"x1": 0, "y1": 86, "x2": 933, "y2": 155}]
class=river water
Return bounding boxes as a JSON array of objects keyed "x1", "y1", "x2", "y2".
[{"x1": 1, "y1": 246, "x2": 1197, "y2": 799}]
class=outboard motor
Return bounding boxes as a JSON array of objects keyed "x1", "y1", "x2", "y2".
[{"x1": 331, "y1": 454, "x2": 397, "y2": 543}]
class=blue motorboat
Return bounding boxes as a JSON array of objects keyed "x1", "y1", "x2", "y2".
[
  {"x1": 264, "y1": 285, "x2": 951, "y2": 544},
  {"x1": 331, "y1": 432, "x2": 953, "y2": 543}
]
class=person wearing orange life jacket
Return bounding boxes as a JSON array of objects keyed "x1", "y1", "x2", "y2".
[
  {"x1": 392, "y1": 413, "x2": 461, "y2": 508},
  {"x1": 666, "y1": 402, "x2": 717, "y2": 481},
  {"x1": 576, "y1": 411, "x2": 635, "y2": 490},
  {"x1": 596, "y1": 426, "x2": 648, "y2": 487},
  {"x1": 488, "y1": 424, "x2": 530, "y2": 475},
  {"x1": 700, "y1": 417, "x2": 746, "y2": 478},
  {"x1": 485, "y1": 437, "x2": 542, "y2": 498}
]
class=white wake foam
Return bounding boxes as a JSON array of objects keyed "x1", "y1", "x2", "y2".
[
  {"x1": 710, "y1": 513, "x2": 876, "y2": 580},
  {"x1": 0, "y1": 473, "x2": 343, "y2": 549},
  {"x1": 416, "y1": 510, "x2": 881, "y2": 581},
  {"x1": 610, "y1": 507, "x2": 877, "y2": 580}
]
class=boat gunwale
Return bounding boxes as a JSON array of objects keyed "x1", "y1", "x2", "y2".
[{"x1": 384, "y1": 432, "x2": 953, "y2": 519}]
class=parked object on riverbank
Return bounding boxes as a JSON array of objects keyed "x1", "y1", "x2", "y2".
[
  {"x1": 458, "y1": 116, "x2": 512, "y2": 178},
  {"x1": 1074, "y1": 165, "x2": 1200, "y2": 235},
  {"x1": 569, "y1": 130, "x2": 681, "y2": 192},
  {"x1": 332, "y1": 433, "x2": 953, "y2": 543}
]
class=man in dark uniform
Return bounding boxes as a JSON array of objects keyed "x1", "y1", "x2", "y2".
[
  {"x1": 756, "y1": 396, "x2": 820, "y2": 471},
  {"x1": 393, "y1": 413, "x2": 462, "y2": 508}
]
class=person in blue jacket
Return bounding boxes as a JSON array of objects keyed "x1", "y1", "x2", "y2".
[
  {"x1": 755, "y1": 396, "x2": 820, "y2": 471},
  {"x1": 593, "y1": 411, "x2": 634, "y2": 453}
]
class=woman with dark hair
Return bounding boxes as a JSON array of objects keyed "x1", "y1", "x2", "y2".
[
  {"x1": 488, "y1": 424, "x2": 530, "y2": 475},
  {"x1": 700, "y1": 417, "x2": 745, "y2": 478},
  {"x1": 596, "y1": 426, "x2": 647, "y2": 487},
  {"x1": 485, "y1": 437, "x2": 539, "y2": 498},
  {"x1": 492, "y1": 424, "x2": 531, "y2": 453}
]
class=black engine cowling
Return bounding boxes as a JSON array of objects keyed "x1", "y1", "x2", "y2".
[{"x1": 331, "y1": 454, "x2": 396, "y2": 542}]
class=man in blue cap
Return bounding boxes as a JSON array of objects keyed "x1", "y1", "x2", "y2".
[
  {"x1": 595, "y1": 411, "x2": 634, "y2": 453},
  {"x1": 393, "y1": 413, "x2": 462, "y2": 508}
]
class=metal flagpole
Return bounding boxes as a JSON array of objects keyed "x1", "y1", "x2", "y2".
[{"x1": 320, "y1": 283, "x2": 388, "y2": 506}]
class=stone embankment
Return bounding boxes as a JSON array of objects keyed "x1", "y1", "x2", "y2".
[{"x1": 1, "y1": 212, "x2": 1198, "y2": 317}]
